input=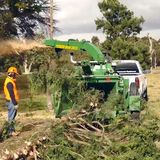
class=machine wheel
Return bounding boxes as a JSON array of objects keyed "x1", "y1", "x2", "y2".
[
  {"x1": 131, "y1": 111, "x2": 140, "y2": 120},
  {"x1": 143, "y1": 88, "x2": 148, "y2": 101},
  {"x1": 130, "y1": 83, "x2": 138, "y2": 96}
]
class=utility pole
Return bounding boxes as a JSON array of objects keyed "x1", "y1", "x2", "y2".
[{"x1": 50, "y1": 0, "x2": 54, "y2": 39}]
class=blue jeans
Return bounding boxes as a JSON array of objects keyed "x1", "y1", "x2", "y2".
[{"x1": 6, "y1": 101, "x2": 17, "y2": 133}]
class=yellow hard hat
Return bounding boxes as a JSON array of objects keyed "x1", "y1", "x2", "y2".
[{"x1": 7, "y1": 67, "x2": 19, "y2": 74}]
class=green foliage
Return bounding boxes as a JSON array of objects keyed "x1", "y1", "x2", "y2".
[
  {"x1": 96, "y1": 91, "x2": 123, "y2": 121},
  {"x1": 91, "y1": 36, "x2": 100, "y2": 46},
  {"x1": 0, "y1": 74, "x2": 46, "y2": 112},
  {"x1": 38, "y1": 109, "x2": 160, "y2": 160},
  {"x1": 95, "y1": 0, "x2": 144, "y2": 40},
  {"x1": 102, "y1": 37, "x2": 150, "y2": 69},
  {"x1": 28, "y1": 48, "x2": 56, "y2": 93},
  {"x1": 0, "y1": 11, "x2": 15, "y2": 39},
  {"x1": 30, "y1": 56, "x2": 160, "y2": 159},
  {"x1": 0, "y1": 55, "x2": 20, "y2": 72},
  {"x1": 18, "y1": 93, "x2": 46, "y2": 112},
  {"x1": 0, "y1": 0, "x2": 57, "y2": 38},
  {"x1": 95, "y1": 0, "x2": 150, "y2": 69},
  {"x1": 29, "y1": 69, "x2": 48, "y2": 93},
  {"x1": 32, "y1": 59, "x2": 160, "y2": 159},
  {"x1": 152, "y1": 38, "x2": 160, "y2": 66},
  {"x1": 0, "y1": 121, "x2": 15, "y2": 141},
  {"x1": 29, "y1": 49, "x2": 89, "y2": 93}
]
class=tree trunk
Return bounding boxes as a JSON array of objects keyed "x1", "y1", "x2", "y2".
[
  {"x1": 46, "y1": 60, "x2": 54, "y2": 113},
  {"x1": 148, "y1": 34, "x2": 154, "y2": 72},
  {"x1": 23, "y1": 56, "x2": 33, "y2": 74},
  {"x1": 50, "y1": 0, "x2": 54, "y2": 39},
  {"x1": 154, "y1": 53, "x2": 157, "y2": 69},
  {"x1": 46, "y1": 87, "x2": 54, "y2": 113}
]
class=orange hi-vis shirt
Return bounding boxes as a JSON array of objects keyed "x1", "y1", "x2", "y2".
[{"x1": 4, "y1": 77, "x2": 19, "y2": 102}]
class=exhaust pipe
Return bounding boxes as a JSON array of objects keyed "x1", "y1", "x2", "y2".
[
  {"x1": 70, "y1": 52, "x2": 81, "y2": 64},
  {"x1": 70, "y1": 52, "x2": 102, "y2": 65}
]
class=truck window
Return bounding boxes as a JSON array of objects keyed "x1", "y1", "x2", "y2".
[{"x1": 115, "y1": 63, "x2": 139, "y2": 75}]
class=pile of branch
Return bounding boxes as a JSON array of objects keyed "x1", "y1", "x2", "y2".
[
  {"x1": 0, "y1": 136, "x2": 48, "y2": 160},
  {"x1": 37, "y1": 111, "x2": 118, "y2": 159},
  {"x1": 36, "y1": 104, "x2": 160, "y2": 159},
  {"x1": 64, "y1": 116, "x2": 112, "y2": 149}
]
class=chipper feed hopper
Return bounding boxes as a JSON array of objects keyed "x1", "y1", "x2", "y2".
[{"x1": 44, "y1": 39, "x2": 141, "y2": 118}]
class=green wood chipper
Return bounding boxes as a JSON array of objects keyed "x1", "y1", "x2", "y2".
[{"x1": 44, "y1": 39, "x2": 141, "y2": 118}]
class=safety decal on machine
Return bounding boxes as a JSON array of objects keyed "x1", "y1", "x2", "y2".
[{"x1": 56, "y1": 45, "x2": 78, "y2": 50}]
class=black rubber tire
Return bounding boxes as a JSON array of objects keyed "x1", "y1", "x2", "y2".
[
  {"x1": 131, "y1": 111, "x2": 140, "y2": 120},
  {"x1": 130, "y1": 83, "x2": 139, "y2": 96}
]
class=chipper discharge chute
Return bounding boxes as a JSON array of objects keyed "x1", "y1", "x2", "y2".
[{"x1": 44, "y1": 39, "x2": 141, "y2": 118}]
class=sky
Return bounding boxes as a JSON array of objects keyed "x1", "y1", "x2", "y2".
[{"x1": 53, "y1": 0, "x2": 160, "y2": 41}]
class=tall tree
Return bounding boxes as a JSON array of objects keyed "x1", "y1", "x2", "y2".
[
  {"x1": 0, "y1": 0, "x2": 57, "y2": 38},
  {"x1": 0, "y1": 6, "x2": 16, "y2": 39},
  {"x1": 91, "y1": 36, "x2": 100, "y2": 46},
  {"x1": 95, "y1": 0, "x2": 144, "y2": 41},
  {"x1": 154, "y1": 39, "x2": 160, "y2": 67},
  {"x1": 95, "y1": 0, "x2": 150, "y2": 68}
]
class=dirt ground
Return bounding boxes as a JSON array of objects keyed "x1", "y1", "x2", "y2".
[
  {"x1": 0, "y1": 70, "x2": 160, "y2": 158},
  {"x1": 0, "y1": 110, "x2": 54, "y2": 157}
]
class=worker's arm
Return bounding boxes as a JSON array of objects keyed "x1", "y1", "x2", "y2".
[{"x1": 7, "y1": 82, "x2": 18, "y2": 105}]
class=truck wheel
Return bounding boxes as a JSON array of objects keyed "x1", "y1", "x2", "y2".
[
  {"x1": 130, "y1": 83, "x2": 138, "y2": 96},
  {"x1": 131, "y1": 111, "x2": 140, "y2": 120},
  {"x1": 143, "y1": 89, "x2": 148, "y2": 101}
]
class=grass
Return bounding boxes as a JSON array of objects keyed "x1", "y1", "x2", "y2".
[
  {"x1": 18, "y1": 94, "x2": 47, "y2": 112},
  {"x1": 146, "y1": 72, "x2": 160, "y2": 118},
  {"x1": 36, "y1": 69, "x2": 160, "y2": 159},
  {"x1": 0, "y1": 69, "x2": 160, "y2": 159},
  {"x1": 0, "y1": 74, "x2": 52, "y2": 155},
  {"x1": 0, "y1": 74, "x2": 47, "y2": 112}
]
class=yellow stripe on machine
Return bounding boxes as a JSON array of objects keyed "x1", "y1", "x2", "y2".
[{"x1": 56, "y1": 45, "x2": 78, "y2": 50}]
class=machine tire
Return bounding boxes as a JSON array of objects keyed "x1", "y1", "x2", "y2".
[
  {"x1": 130, "y1": 83, "x2": 138, "y2": 96},
  {"x1": 131, "y1": 111, "x2": 140, "y2": 120}
]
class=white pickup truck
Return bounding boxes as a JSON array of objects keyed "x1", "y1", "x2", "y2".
[{"x1": 112, "y1": 60, "x2": 148, "y2": 100}]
